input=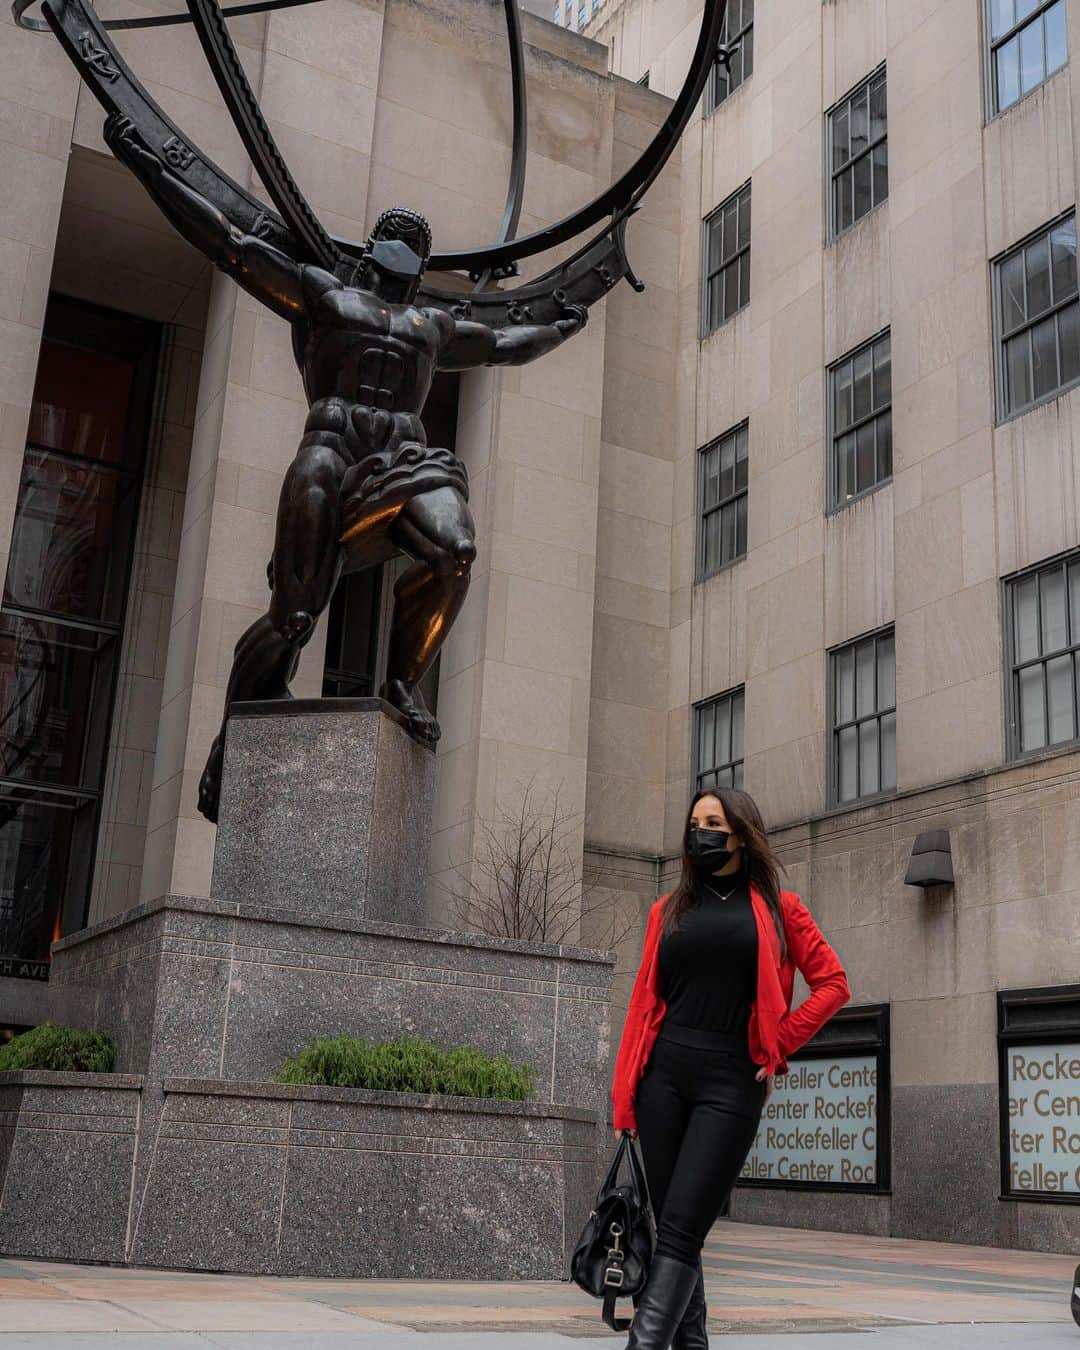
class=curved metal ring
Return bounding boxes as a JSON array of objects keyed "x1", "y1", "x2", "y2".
[
  {"x1": 472, "y1": 0, "x2": 528, "y2": 290},
  {"x1": 14, "y1": 0, "x2": 724, "y2": 279},
  {"x1": 13, "y1": 0, "x2": 325, "y2": 30},
  {"x1": 428, "y1": 0, "x2": 724, "y2": 273}
]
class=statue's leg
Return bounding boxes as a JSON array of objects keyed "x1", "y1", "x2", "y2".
[
  {"x1": 197, "y1": 439, "x2": 348, "y2": 823},
  {"x1": 382, "y1": 483, "x2": 476, "y2": 742}
]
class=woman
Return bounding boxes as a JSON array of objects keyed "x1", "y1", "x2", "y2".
[{"x1": 610, "y1": 786, "x2": 851, "y2": 1349}]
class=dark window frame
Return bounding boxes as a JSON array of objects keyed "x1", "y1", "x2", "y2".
[
  {"x1": 992, "y1": 208, "x2": 1080, "y2": 423},
  {"x1": 701, "y1": 180, "x2": 752, "y2": 337},
  {"x1": 696, "y1": 420, "x2": 749, "y2": 580},
  {"x1": 827, "y1": 625, "x2": 897, "y2": 808},
  {"x1": 826, "y1": 328, "x2": 893, "y2": 512},
  {"x1": 1001, "y1": 547, "x2": 1080, "y2": 763},
  {"x1": 692, "y1": 685, "x2": 746, "y2": 793},
  {"x1": 706, "y1": 0, "x2": 754, "y2": 114},
  {"x1": 827, "y1": 64, "x2": 888, "y2": 241},
  {"x1": 997, "y1": 983, "x2": 1080, "y2": 1204},
  {"x1": 984, "y1": 0, "x2": 1068, "y2": 120},
  {"x1": 0, "y1": 293, "x2": 162, "y2": 964},
  {"x1": 734, "y1": 1004, "x2": 892, "y2": 1196},
  {"x1": 322, "y1": 567, "x2": 384, "y2": 699}
]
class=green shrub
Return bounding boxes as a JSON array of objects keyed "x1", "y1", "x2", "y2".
[
  {"x1": 273, "y1": 1032, "x2": 537, "y2": 1100},
  {"x1": 0, "y1": 1022, "x2": 117, "y2": 1073}
]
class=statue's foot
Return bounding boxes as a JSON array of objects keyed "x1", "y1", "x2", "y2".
[
  {"x1": 381, "y1": 677, "x2": 440, "y2": 744},
  {"x1": 198, "y1": 738, "x2": 225, "y2": 824}
]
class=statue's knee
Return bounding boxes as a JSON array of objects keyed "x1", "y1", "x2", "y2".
[
  {"x1": 278, "y1": 609, "x2": 315, "y2": 645},
  {"x1": 444, "y1": 535, "x2": 475, "y2": 577}
]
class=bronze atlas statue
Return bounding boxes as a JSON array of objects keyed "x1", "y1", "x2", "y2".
[{"x1": 15, "y1": 0, "x2": 728, "y2": 821}]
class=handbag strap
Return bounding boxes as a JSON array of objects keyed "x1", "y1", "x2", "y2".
[
  {"x1": 602, "y1": 1286, "x2": 633, "y2": 1332},
  {"x1": 599, "y1": 1131, "x2": 630, "y2": 1195},
  {"x1": 623, "y1": 1133, "x2": 654, "y2": 1220}
]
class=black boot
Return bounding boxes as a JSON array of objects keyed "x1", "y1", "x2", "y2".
[
  {"x1": 638, "y1": 1260, "x2": 707, "y2": 1350},
  {"x1": 670, "y1": 1261, "x2": 707, "y2": 1350},
  {"x1": 626, "y1": 1253, "x2": 701, "y2": 1349}
]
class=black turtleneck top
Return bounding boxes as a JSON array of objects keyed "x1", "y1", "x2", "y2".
[{"x1": 657, "y1": 866, "x2": 758, "y2": 1033}]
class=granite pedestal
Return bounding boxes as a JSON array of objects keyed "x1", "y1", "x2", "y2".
[
  {"x1": 212, "y1": 698, "x2": 437, "y2": 926},
  {"x1": 4, "y1": 701, "x2": 615, "y2": 1277}
]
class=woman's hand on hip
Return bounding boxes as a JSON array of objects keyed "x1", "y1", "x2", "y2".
[{"x1": 755, "y1": 1065, "x2": 773, "y2": 1106}]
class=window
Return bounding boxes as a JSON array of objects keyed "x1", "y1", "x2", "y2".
[
  {"x1": 1003, "y1": 550, "x2": 1080, "y2": 758},
  {"x1": 323, "y1": 569, "x2": 382, "y2": 698},
  {"x1": 828, "y1": 330, "x2": 892, "y2": 508},
  {"x1": 637, "y1": 71, "x2": 651, "y2": 88},
  {"x1": 698, "y1": 422, "x2": 748, "y2": 577},
  {"x1": 708, "y1": 0, "x2": 754, "y2": 111},
  {"x1": 0, "y1": 296, "x2": 161, "y2": 969},
  {"x1": 994, "y1": 212, "x2": 1079, "y2": 419},
  {"x1": 702, "y1": 182, "x2": 751, "y2": 335},
  {"x1": 828, "y1": 66, "x2": 888, "y2": 238},
  {"x1": 739, "y1": 1004, "x2": 891, "y2": 1194},
  {"x1": 997, "y1": 983, "x2": 1080, "y2": 1199},
  {"x1": 694, "y1": 687, "x2": 745, "y2": 792},
  {"x1": 987, "y1": 0, "x2": 1067, "y2": 115},
  {"x1": 829, "y1": 629, "x2": 896, "y2": 805}
]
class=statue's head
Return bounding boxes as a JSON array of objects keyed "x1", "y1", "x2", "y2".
[{"x1": 353, "y1": 207, "x2": 433, "y2": 304}]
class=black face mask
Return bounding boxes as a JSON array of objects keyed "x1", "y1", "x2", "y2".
[{"x1": 687, "y1": 826, "x2": 737, "y2": 871}]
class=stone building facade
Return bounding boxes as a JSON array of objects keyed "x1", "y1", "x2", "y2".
[
  {"x1": 583, "y1": 0, "x2": 1080, "y2": 1253},
  {"x1": 0, "y1": 0, "x2": 1077, "y2": 1253}
]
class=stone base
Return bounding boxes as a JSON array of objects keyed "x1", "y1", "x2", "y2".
[
  {"x1": 21, "y1": 699, "x2": 616, "y2": 1277},
  {"x1": 48, "y1": 895, "x2": 612, "y2": 1110},
  {"x1": 0, "y1": 1072, "x2": 142, "y2": 1264},
  {"x1": 212, "y1": 699, "x2": 436, "y2": 927},
  {"x1": 0, "y1": 1072, "x2": 597, "y2": 1278},
  {"x1": 37, "y1": 893, "x2": 613, "y2": 1275}
]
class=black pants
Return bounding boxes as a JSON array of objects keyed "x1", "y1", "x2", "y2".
[{"x1": 635, "y1": 1022, "x2": 767, "y2": 1268}]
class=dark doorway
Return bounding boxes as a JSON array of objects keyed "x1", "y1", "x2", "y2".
[{"x1": 0, "y1": 295, "x2": 161, "y2": 970}]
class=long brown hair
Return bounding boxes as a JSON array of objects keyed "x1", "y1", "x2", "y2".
[{"x1": 660, "y1": 786, "x2": 789, "y2": 964}]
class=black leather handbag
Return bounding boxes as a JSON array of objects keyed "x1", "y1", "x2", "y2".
[{"x1": 570, "y1": 1130, "x2": 656, "y2": 1331}]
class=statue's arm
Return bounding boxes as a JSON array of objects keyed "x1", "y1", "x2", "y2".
[
  {"x1": 434, "y1": 302, "x2": 588, "y2": 371},
  {"x1": 104, "y1": 116, "x2": 305, "y2": 321}
]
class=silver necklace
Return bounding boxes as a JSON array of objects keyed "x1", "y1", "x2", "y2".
[{"x1": 705, "y1": 875, "x2": 740, "y2": 902}]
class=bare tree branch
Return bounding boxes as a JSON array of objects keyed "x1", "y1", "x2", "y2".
[{"x1": 437, "y1": 773, "x2": 636, "y2": 953}]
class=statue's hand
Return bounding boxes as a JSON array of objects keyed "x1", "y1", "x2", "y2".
[
  {"x1": 553, "y1": 301, "x2": 588, "y2": 339},
  {"x1": 104, "y1": 114, "x2": 163, "y2": 178}
]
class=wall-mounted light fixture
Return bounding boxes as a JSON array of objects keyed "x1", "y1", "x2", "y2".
[{"x1": 904, "y1": 829, "x2": 954, "y2": 888}]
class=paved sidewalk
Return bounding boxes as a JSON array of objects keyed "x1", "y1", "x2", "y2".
[{"x1": 1, "y1": 1219, "x2": 1077, "y2": 1346}]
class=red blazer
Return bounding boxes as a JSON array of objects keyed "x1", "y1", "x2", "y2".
[{"x1": 611, "y1": 886, "x2": 851, "y2": 1131}]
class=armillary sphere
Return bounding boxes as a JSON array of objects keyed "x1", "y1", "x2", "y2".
[{"x1": 13, "y1": 0, "x2": 727, "y2": 327}]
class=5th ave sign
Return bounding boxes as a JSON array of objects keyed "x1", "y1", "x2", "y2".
[{"x1": 0, "y1": 956, "x2": 48, "y2": 981}]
